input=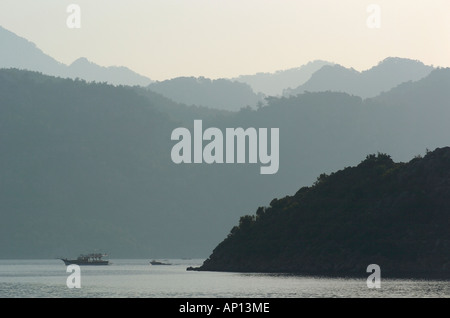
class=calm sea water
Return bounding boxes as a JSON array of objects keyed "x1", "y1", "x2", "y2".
[{"x1": 0, "y1": 259, "x2": 448, "y2": 298}]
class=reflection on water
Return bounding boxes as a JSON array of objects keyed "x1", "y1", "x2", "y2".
[{"x1": 0, "y1": 259, "x2": 448, "y2": 298}]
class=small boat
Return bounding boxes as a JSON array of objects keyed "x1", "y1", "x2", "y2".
[
  {"x1": 150, "y1": 259, "x2": 171, "y2": 265},
  {"x1": 61, "y1": 253, "x2": 109, "y2": 266}
]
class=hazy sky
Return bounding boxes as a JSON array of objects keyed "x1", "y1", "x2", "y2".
[{"x1": 0, "y1": 0, "x2": 449, "y2": 80}]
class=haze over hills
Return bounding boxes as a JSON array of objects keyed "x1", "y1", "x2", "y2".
[
  {"x1": 233, "y1": 60, "x2": 334, "y2": 96},
  {"x1": 1, "y1": 67, "x2": 449, "y2": 259},
  {"x1": 0, "y1": 69, "x2": 269, "y2": 259},
  {"x1": 0, "y1": 25, "x2": 65, "y2": 76},
  {"x1": 146, "y1": 57, "x2": 436, "y2": 111},
  {"x1": 2, "y1": 25, "x2": 450, "y2": 260},
  {"x1": 147, "y1": 76, "x2": 264, "y2": 111},
  {"x1": 143, "y1": 57, "x2": 438, "y2": 110},
  {"x1": 65, "y1": 57, "x2": 153, "y2": 87},
  {"x1": 1, "y1": 25, "x2": 440, "y2": 111},
  {"x1": 0, "y1": 25, "x2": 153, "y2": 86},
  {"x1": 284, "y1": 57, "x2": 434, "y2": 98}
]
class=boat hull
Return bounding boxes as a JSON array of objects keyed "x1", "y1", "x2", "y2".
[
  {"x1": 61, "y1": 259, "x2": 109, "y2": 266},
  {"x1": 150, "y1": 260, "x2": 171, "y2": 265}
]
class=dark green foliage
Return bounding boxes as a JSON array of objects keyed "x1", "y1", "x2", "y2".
[{"x1": 198, "y1": 149, "x2": 450, "y2": 278}]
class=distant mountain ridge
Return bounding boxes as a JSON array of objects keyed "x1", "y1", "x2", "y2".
[
  {"x1": 147, "y1": 76, "x2": 264, "y2": 111},
  {"x1": 66, "y1": 57, "x2": 153, "y2": 86},
  {"x1": 1, "y1": 25, "x2": 440, "y2": 108},
  {"x1": 0, "y1": 25, "x2": 153, "y2": 86},
  {"x1": 284, "y1": 57, "x2": 434, "y2": 98},
  {"x1": 146, "y1": 57, "x2": 435, "y2": 110},
  {"x1": 0, "y1": 25, "x2": 65, "y2": 76},
  {"x1": 233, "y1": 60, "x2": 334, "y2": 96}
]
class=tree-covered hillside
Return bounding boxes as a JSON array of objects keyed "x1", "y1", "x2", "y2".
[{"x1": 196, "y1": 148, "x2": 450, "y2": 278}]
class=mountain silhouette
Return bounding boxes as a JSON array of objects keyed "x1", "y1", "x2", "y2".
[
  {"x1": 234, "y1": 60, "x2": 333, "y2": 96},
  {"x1": 67, "y1": 57, "x2": 153, "y2": 86},
  {"x1": 284, "y1": 57, "x2": 434, "y2": 98},
  {"x1": 0, "y1": 25, "x2": 65, "y2": 76},
  {"x1": 147, "y1": 76, "x2": 263, "y2": 111},
  {"x1": 1, "y1": 25, "x2": 437, "y2": 103},
  {"x1": 0, "y1": 25, "x2": 153, "y2": 86}
]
